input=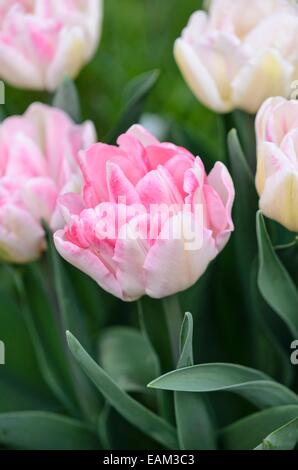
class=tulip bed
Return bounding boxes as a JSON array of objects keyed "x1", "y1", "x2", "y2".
[{"x1": 0, "y1": 0, "x2": 298, "y2": 453}]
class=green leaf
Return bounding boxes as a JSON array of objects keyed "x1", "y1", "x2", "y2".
[
  {"x1": 0, "y1": 412, "x2": 100, "y2": 450},
  {"x1": 177, "y1": 312, "x2": 194, "y2": 369},
  {"x1": 148, "y1": 363, "x2": 298, "y2": 409},
  {"x1": 220, "y1": 405, "x2": 298, "y2": 450},
  {"x1": 52, "y1": 77, "x2": 81, "y2": 122},
  {"x1": 255, "y1": 417, "x2": 298, "y2": 450},
  {"x1": 257, "y1": 211, "x2": 298, "y2": 338},
  {"x1": 107, "y1": 70, "x2": 159, "y2": 143},
  {"x1": 67, "y1": 331, "x2": 178, "y2": 449},
  {"x1": 174, "y1": 313, "x2": 216, "y2": 450},
  {"x1": 249, "y1": 260, "x2": 294, "y2": 385},
  {"x1": 98, "y1": 326, "x2": 159, "y2": 392}
]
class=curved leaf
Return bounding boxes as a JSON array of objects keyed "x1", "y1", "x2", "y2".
[
  {"x1": 67, "y1": 331, "x2": 178, "y2": 449},
  {"x1": 255, "y1": 417, "x2": 298, "y2": 450},
  {"x1": 177, "y1": 312, "x2": 194, "y2": 369},
  {"x1": 149, "y1": 363, "x2": 298, "y2": 409},
  {"x1": 220, "y1": 405, "x2": 298, "y2": 450},
  {"x1": 257, "y1": 211, "x2": 298, "y2": 338}
]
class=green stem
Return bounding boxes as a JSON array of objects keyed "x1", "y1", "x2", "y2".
[
  {"x1": 162, "y1": 295, "x2": 183, "y2": 366},
  {"x1": 137, "y1": 295, "x2": 183, "y2": 425}
]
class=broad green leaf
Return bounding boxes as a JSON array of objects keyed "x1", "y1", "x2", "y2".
[
  {"x1": 255, "y1": 417, "x2": 298, "y2": 450},
  {"x1": 220, "y1": 405, "x2": 298, "y2": 450},
  {"x1": 52, "y1": 77, "x2": 81, "y2": 122},
  {"x1": 107, "y1": 70, "x2": 159, "y2": 143},
  {"x1": 47, "y1": 234, "x2": 102, "y2": 422},
  {"x1": 175, "y1": 313, "x2": 216, "y2": 450},
  {"x1": 67, "y1": 331, "x2": 178, "y2": 449},
  {"x1": 148, "y1": 363, "x2": 298, "y2": 409},
  {"x1": 98, "y1": 326, "x2": 159, "y2": 392},
  {"x1": 0, "y1": 412, "x2": 100, "y2": 450},
  {"x1": 250, "y1": 260, "x2": 294, "y2": 386},
  {"x1": 257, "y1": 211, "x2": 298, "y2": 339}
]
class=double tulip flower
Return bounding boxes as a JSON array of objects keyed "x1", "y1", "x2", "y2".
[
  {"x1": 175, "y1": 0, "x2": 298, "y2": 113},
  {"x1": 0, "y1": 0, "x2": 102, "y2": 90}
]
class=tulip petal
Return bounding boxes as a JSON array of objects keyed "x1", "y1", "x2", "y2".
[
  {"x1": 174, "y1": 38, "x2": 232, "y2": 113},
  {"x1": 54, "y1": 230, "x2": 123, "y2": 299},
  {"x1": 232, "y1": 50, "x2": 292, "y2": 114},
  {"x1": 0, "y1": 204, "x2": 44, "y2": 263},
  {"x1": 0, "y1": 42, "x2": 44, "y2": 89},
  {"x1": 127, "y1": 124, "x2": 160, "y2": 147},
  {"x1": 137, "y1": 166, "x2": 183, "y2": 207},
  {"x1": 144, "y1": 213, "x2": 217, "y2": 298},
  {"x1": 106, "y1": 162, "x2": 141, "y2": 205},
  {"x1": 257, "y1": 141, "x2": 298, "y2": 232},
  {"x1": 260, "y1": 170, "x2": 298, "y2": 233},
  {"x1": 21, "y1": 177, "x2": 57, "y2": 224},
  {"x1": 113, "y1": 214, "x2": 150, "y2": 301},
  {"x1": 46, "y1": 27, "x2": 86, "y2": 91}
]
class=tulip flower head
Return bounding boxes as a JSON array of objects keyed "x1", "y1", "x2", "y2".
[
  {"x1": 0, "y1": 0, "x2": 103, "y2": 90},
  {"x1": 256, "y1": 96, "x2": 298, "y2": 233},
  {"x1": 0, "y1": 103, "x2": 96, "y2": 263},
  {"x1": 54, "y1": 125, "x2": 235, "y2": 301},
  {"x1": 174, "y1": 0, "x2": 298, "y2": 113}
]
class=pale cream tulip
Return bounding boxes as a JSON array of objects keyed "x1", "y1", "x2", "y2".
[
  {"x1": 256, "y1": 96, "x2": 298, "y2": 232},
  {"x1": 175, "y1": 0, "x2": 298, "y2": 113}
]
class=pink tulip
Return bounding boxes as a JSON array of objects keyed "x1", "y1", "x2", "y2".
[
  {"x1": 174, "y1": 0, "x2": 298, "y2": 113},
  {"x1": 0, "y1": 103, "x2": 96, "y2": 263},
  {"x1": 54, "y1": 125, "x2": 235, "y2": 301},
  {"x1": 256, "y1": 96, "x2": 298, "y2": 232},
  {"x1": 0, "y1": 0, "x2": 103, "y2": 90}
]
